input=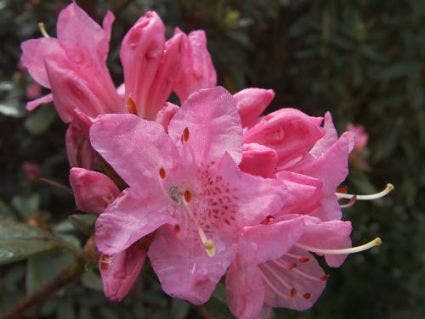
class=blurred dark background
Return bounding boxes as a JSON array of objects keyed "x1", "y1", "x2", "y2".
[{"x1": 0, "y1": 0, "x2": 424, "y2": 318}]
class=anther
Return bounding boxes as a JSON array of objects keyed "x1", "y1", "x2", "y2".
[
  {"x1": 100, "y1": 255, "x2": 112, "y2": 271},
  {"x1": 181, "y1": 127, "x2": 190, "y2": 142},
  {"x1": 183, "y1": 190, "x2": 192, "y2": 202},
  {"x1": 336, "y1": 183, "x2": 394, "y2": 201},
  {"x1": 290, "y1": 288, "x2": 297, "y2": 297},
  {"x1": 203, "y1": 240, "x2": 216, "y2": 257},
  {"x1": 303, "y1": 293, "x2": 311, "y2": 300},
  {"x1": 261, "y1": 215, "x2": 275, "y2": 225},
  {"x1": 296, "y1": 237, "x2": 382, "y2": 255},
  {"x1": 126, "y1": 97, "x2": 138, "y2": 115},
  {"x1": 159, "y1": 167, "x2": 166, "y2": 179},
  {"x1": 38, "y1": 22, "x2": 50, "y2": 38},
  {"x1": 298, "y1": 256, "x2": 309, "y2": 263},
  {"x1": 320, "y1": 274, "x2": 330, "y2": 281}
]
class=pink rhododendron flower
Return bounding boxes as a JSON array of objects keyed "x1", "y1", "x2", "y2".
[
  {"x1": 89, "y1": 87, "x2": 287, "y2": 304},
  {"x1": 20, "y1": 3, "x2": 185, "y2": 168},
  {"x1": 226, "y1": 214, "x2": 353, "y2": 319},
  {"x1": 69, "y1": 168, "x2": 145, "y2": 301}
]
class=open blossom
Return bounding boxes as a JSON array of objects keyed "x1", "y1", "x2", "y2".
[
  {"x1": 90, "y1": 87, "x2": 288, "y2": 303},
  {"x1": 226, "y1": 214, "x2": 352, "y2": 319},
  {"x1": 21, "y1": 3, "x2": 210, "y2": 168}
]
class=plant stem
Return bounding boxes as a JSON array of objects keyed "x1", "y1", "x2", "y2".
[{"x1": 0, "y1": 256, "x2": 85, "y2": 319}]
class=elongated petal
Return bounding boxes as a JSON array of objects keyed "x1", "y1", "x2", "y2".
[
  {"x1": 226, "y1": 260, "x2": 265, "y2": 319},
  {"x1": 310, "y1": 112, "x2": 338, "y2": 157},
  {"x1": 311, "y1": 194, "x2": 342, "y2": 221},
  {"x1": 148, "y1": 225, "x2": 234, "y2": 304},
  {"x1": 169, "y1": 87, "x2": 242, "y2": 164},
  {"x1": 238, "y1": 216, "x2": 306, "y2": 265},
  {"x1": 143, "y1": 32, "x2": 184, "y2": 119},
  {"x1": 262, "y1": 248, "x2": 326, "y2": 311},
  {"x1": 46, "y1": 61, "x2": 106, "y2": 122},
  {"x1": 276, "y1": 171, "x2": 322, "y2": 214},
  {"x1": 234, "y1": 88, "x2": 274, "y2": 128},
  {"x1": 95, "y1": 188, "x2": 173, "y2": 255},
  {"x1": 70, "y1": 168, "x2": 119, "y2": 214},
  {"x1": 20, "y1": 38, "x2": 69, "y2": 88},
  {"x1": 155, "y1": 102, "x2": 179, "y2": 132},
  {"x1": 217, "y1": 153, "x2": 284, "y2": 227},
  {"x1": 120, "y1": 11, "x2": 165, "y2": 117},
  {"x1": 292, "y1": 132, "x2": 354, "y2": 194},
  {"x1": 239, "y1": 143, "x2": 278, "y2": 178},
  {"x1": 26, "y1": 94, "x2": 53, "y2": 111},
  {"x1": 90, "y1": 114, "x2": 179, "y2": 194},
  {"x1": 299, "y1": 218, "x2": 352, "y2": 267},
  {"x1": 244, "y1": 108, "x2": 324, "y2": 168},
  {"x1": 174, "y1": 29, "x2": 217, "y2": 102},
  {"x1": 57, "y1": 4, "x2": 121, "y2": 113},
  {"x1": 100, "y1": 243, "x2": 146, "y2": 301}
]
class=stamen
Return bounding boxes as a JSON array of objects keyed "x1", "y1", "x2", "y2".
[
  {"x1": 336, "y1": 183, "x2": 394, "y2": 201},
  {"x1": 38, "y1": 22, "x2": 50, "y2": 38},
  {"x1": 262, "y1": 263, "x2": 292, "y2": 289},
  {"x1": 296, "y1": 237, "x2": 382, "y2": 255},
  {"x1": 181, "y1": 127, "x2": 190, "y2": 142},
  {"x1": 126, "y1": 97, "x2": 138, "y2": 115},
  {"x1": 292, "y1": 268, "x2": 323, "y2": 282},
  {"x1": 181, "y1": 195, "x2": 216, "y2": 257},
  {"x1": 159, "y1": 167, "x2": 166, "y2": 179},
  {"x1": 340, "y1": 195, "x2": 357, "y2": 208},
  {"x1": 284, "y1": 252, "x2": 309, "y2": 263},
  {"x1": 303, "y1": 293, "x2": 311, "y2": 300},
  {"x1": 260, "y1": 271, "x2": 290, "y2": 300}
]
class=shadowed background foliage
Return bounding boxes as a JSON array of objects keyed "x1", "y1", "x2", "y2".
[{"x1": 0, "y1": 0, "x2": 424, "y2": 318}]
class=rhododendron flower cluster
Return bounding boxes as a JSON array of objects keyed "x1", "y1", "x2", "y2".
[{"x1": 20, "y1": 3, "x2": 392, "y2": 318}]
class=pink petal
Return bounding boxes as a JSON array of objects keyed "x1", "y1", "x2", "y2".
[
  {"x1": 120, "y1": 11, "x2": 165, "y2": 118},
  {"x1": 26, "y1": 94, "x2": 53, "y2": 111},
  {"x1": 239, "y1": 143, "x2": 278, "y2": 178},
  {"x1": 100, "y1": 242, "x2": 146, "y2": 301},
  {"x1": 45, "y1": 61, "x2": 107, "y2": 122},
  {"x1": 276, "y1": 171, "x2": 323, "y2": 214},
  {"x1": 262, "y1": 248, "x2": 326, "y2": 311},
  {"x1": 89, "y1": 114, "x2": 179, "y2": 194},
  {"x1": 234, "y1": 88, "x2": 274, "y2": 128},
  {"x1": 95, "y1": 188, "x2": 173, "y2": 255},
  {"x1": 299, "y1": 218, "x2": 352, "y2": 267},
  {"x1": 217, "y1": 153, "x2": 284, "y2": 227},
  {"x1": 169, "y1": 87, "x2": 243, "y2": 164},
  {"x1": 155, "y1": 102, "x2": 179, "y2": 132},
  {"x1": 311, "y1": 194, "x2": 342, "y2": 221},
  {"x1": 148, "y1": 225, "x2": 235, "y2": 305},
  {"x1": 143, "y1": 32, "x2": 184, "y2": 119},
  {"x1": 20, "y1": 38, "x2": 69, "y2": 88},
  {"x1": 226, "y1": 260, "x2": 265, "y2": 319},
  {"x1": 65, "y1": 111, "x2": 97, "y2": 168},
  {"x1": 244, "y1": 108, "x2": 324, "y2": 168},
  {"x1": 174, "y1": 29, "x2": 217, "y2": 102},
  {"x1": 291, "y1": 132, "x2": 354, "y2": 195},
  {"x1": 310, "y1": 112, "x2": 338, "y2": 157},
  {"x1": 56, "y1": 3, "x2": 121, "y2": 114},
  {"x1": 69, "y1": 168, "x2": 119, "y2": 214},
  {"x1": 238, "y1": 216, "x2": 307, "y2": 265}
]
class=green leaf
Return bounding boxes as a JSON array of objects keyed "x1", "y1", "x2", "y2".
[
  {"x1": 24, "y1": 105, "x2": 56, "y2": 135},
  {"x1": 11, "y1": 193, "x2": 40, "y2": 218},
  {"x1": 0, "y1": 219, "x2": 58, "y2": 265},
  {"x1": 170, "y1": 299, "x2": 190, "y2": 319},
  {"x1": 68, "y1": 214, "x2": 97, "y2": 235}
]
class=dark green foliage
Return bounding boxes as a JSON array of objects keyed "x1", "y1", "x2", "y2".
[{"x1": 0, "y1": 0, "x2": 423, "y2": 318}]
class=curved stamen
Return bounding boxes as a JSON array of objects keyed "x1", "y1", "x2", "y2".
[
  {"x1": 336, "y1": 183, "x2": 394, "y2": 201},
  {"x1": 182, "y1": 194, "x2": 216, "y2": 257},
  {"x1": 296, "y1": 237, "x2": 382, "y2": 255},
  {"x1": 260, "y1": 268, "x2": 291, "y2": 300},
  {"x1": 261, "y1": 263, "x2": 292, "y2": 289},
  {"x1": 38, "y1": 22, "x2": 50, "y2": 38},
  {"x1": 339, "y1": 195, "x2": 357, "y2": 208}
]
